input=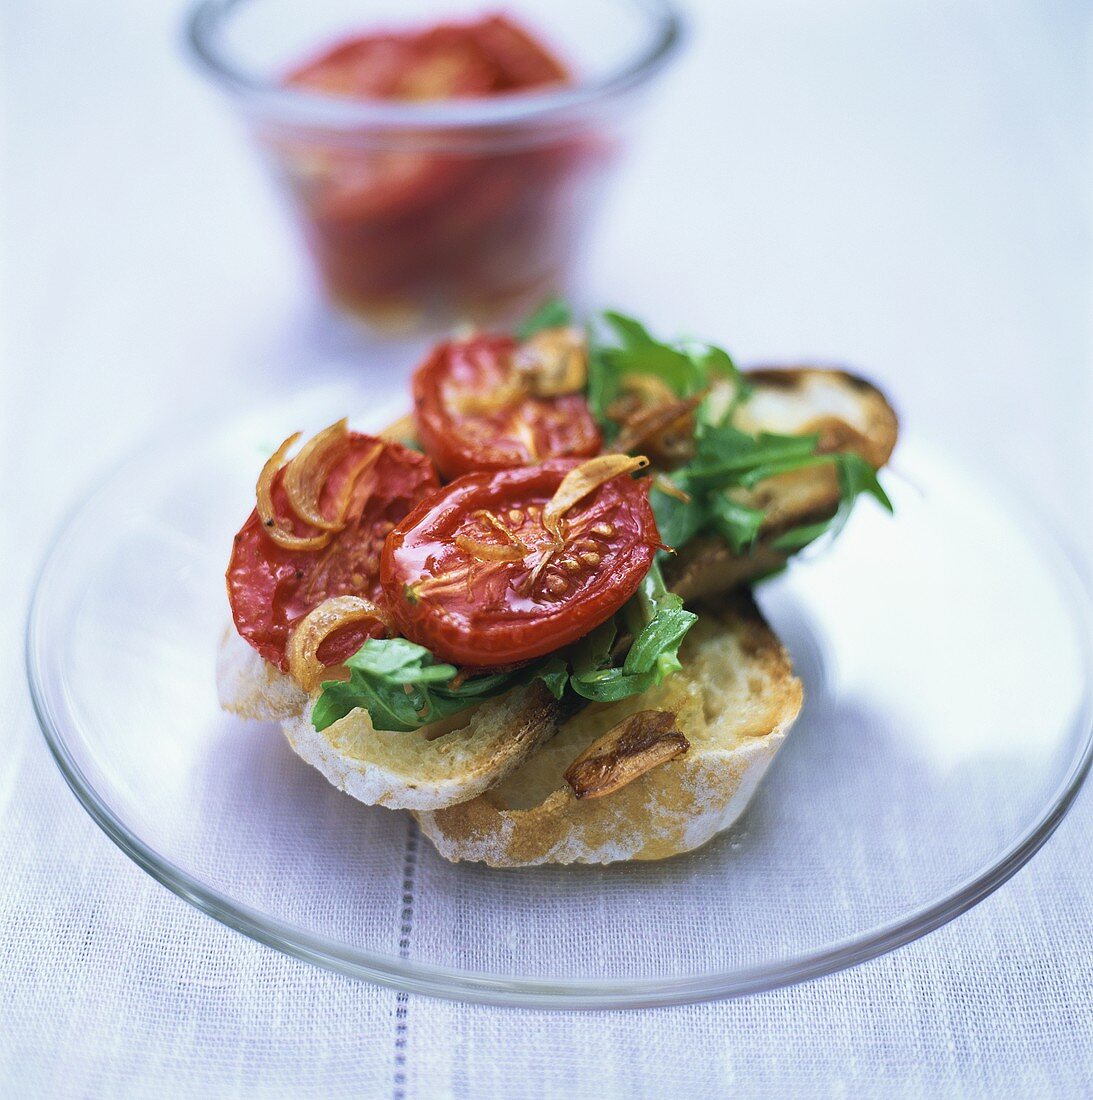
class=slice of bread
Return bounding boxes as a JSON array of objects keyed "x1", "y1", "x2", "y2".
[
  {"x1": 665, "y1": 367, "x2": 898, "y2": 602},
  {"x1": 414, "y1": 594, "x2": 802, "y2": 865},
  {"x1": 217, "y1": 628, "x2": 569, "y2": 810}
]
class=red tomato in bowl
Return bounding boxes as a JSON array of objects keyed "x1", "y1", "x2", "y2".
[
  {"x1": 286, "y1": 15, "x2": 568, "y2": 101},
  {"x1": 412, "y1": 333, "x2": 602, "y2": 480},
  {"x1": 279, "y1": 15, "x2": 577, "y2": 321},
  {"x1": 469, "y1": 15, "x2": 569, "y2": 89},
  {"x1": 227, "y1": 434, "x2": 439, "y2": 670},
  {"x1": 380, "y1": 459, "x2": 659, "y2": 667}
]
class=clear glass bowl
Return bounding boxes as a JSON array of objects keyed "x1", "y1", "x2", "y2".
[
  {"x1": 186, "y1": 0, "x2": 682, "y2": 332},
  {"x1": 26, "y1": 386, "x2": 1092, "y2": 1008}
]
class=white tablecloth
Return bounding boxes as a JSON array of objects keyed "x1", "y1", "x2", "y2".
[{"x1": 2, "y1": 0, "x2": 1091, "y2": 1095}]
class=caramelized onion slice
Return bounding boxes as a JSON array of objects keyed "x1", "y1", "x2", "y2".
[
  {"x1": 542, "y1": 454, "x2": 649, "y2": 546},
  {"x1": 653, "y1": 474, "x2": 691, "y2": 504},
  {"x1": 619, "y1": 374, "x2": 678, "y2": 405},
  {"x1": 515, "y1": 326, "x2": 588, "y2": 397},
  {"x1": 613, "y1": 392, "x2": 705, "y2": 460},
  {"x1": 379, "y1": 412, "x2": 418, "y2": 446},
  {"x1": 256, "y1": 433, "x2": 334, "y2": 552},
  {"x1": 283, "y1": 420, "x2": 383, "y2": 532},
  {"x1": 454, "y1": 536, "x2": 527, "y2": 562},
  {"x1": 564, "y1": 710, "x2": 689, "y2": 800},
  {"x1": 282, "y1": 419, "x2": 350, "y2": 530},
  {"x1": 286, "y1": 595, "x2": 392, "y2": 693},
  {"x1": 450, "y1": 374, "x2": 526, "y2": 415}
]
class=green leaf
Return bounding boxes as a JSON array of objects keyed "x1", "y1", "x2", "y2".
[
  {"x1": 345, "y1": 637, "x2": 454, "y2": 682},
  {"x1": 530, "y1": 656, "x2": 570, "y2": 700},
  {"x1": 517, "y1": 298, "x2": 572, "y2": 339},
  {"x1": 770, "y1": 518, "x2": 834, "y2": 552},
  {"x1": 317, "y1": 636, "x2": 536, "y2": 733},
  {"x1": 836, "y1": 452, "x2": 894, "y2": 513},
  {"x1": 631, "y1": 563, "x2": 697, "y2": 673},
  {"x1": 569, "y1": 562, "x2": 696, "y2": 702},
  {"x1": 769, "y1": 453, "x2": 895, "y2": 552},
  {"x1": 686, "y1": 343, "x2": 753, "y2": 407},
  {"x1": 687, "y1": 430, "x2": 819, "y2": 491},
  {"x1": 586, "y1": 309, "x2": 891, "y2": 569},
  {"x1": 587, "y1": 313, "x2": 719, "y2": 433},
  {"x1": 570, "y1": 619, "x2": 617, "y2": 679},
  {"x1": 602, "y1": 310, "x2": 656, "y2": 348},
  {"x1": 569, "y1": 666, "x2": 659, "y2": 703},
  {"x1": 650, "y1": 481, "x2": 707, "y2": 550},
  {"x1": 312, "y1": 630, "x2": 581, "y2": 734},
  {"x1": 585, "y1": 336, "x2": 618, "y2": 430},
  {"x1": 623, "y1": 595, "x2": 695, "y2": 677},
  {"x1": 564, "y1": 564, "x2": 696, "y2": 702},
  {"x1": 602, "y1": 345, "x2": 704, "y2": 397},
  {"x1": 707, "y1": 493, "x2": 766, "y2": 555},
  {"x1": 736, "y1": 453, "x2": 831, "y2": 490}
]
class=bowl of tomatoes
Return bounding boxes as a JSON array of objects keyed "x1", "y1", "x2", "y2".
[{"x1": 188, "y1": 0, "x2": 682, "y2": 333}]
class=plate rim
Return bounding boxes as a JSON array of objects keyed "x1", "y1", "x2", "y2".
[{"x1": 24, "y1": 407, "x2": 1093, "y2": 1010}]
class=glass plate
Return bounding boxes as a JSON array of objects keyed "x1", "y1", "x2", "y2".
[{"x1": 26, "y1": 385, "x2": 1093, "y2": 1009}]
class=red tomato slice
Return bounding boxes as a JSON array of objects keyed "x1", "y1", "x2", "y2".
[
  {"x1": 469, "y1": 15, "x2": 570, "y2": 89},
  {"x1": 380, "y1": 459, "x2": 660, "y2": 667},
  {"x1": 228, "y1": 434, "x2": 439, "y2": 670},
  {"x1": 285, "y1": 29, "x2": 495, "y2": 100},
  {"x1": 281, "y1": 17, "x2": 576, "y2": 318},
  {"x1": 285, "y1": 16, "x2": 567, "y2": 100},
  {"x1": 285, "y1": 27, "x2": 493, "y2": 227},
  {"x1": 283, "y1": 17, "x2": 572, "y2": 232},
  {"x1": 412, "y1": 333, "x2": 602, "y2": 480}
]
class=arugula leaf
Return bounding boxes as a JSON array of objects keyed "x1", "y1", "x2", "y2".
[
  {"x1": 650, "y1": 480, "x2": 708, "y2": 550},
  {"x1": 602, "y1": 310, "x2": 657, "y2": 347},
  {"x1": 586, "y1": 308, "x2": 893, "y2": 561},
  {"x1": 687, "y1": 343, "x2": 754, "y2": 425},
  {"x1": 836, "y1": 451, "x2": 894, "y2": 512},
  {"x1": 706, "y1": 493, "x2": 766, "y2": 555},
  {"x1": 314, "y1": 565, "x2": 699, "y2": 727},
  {"x1": 687, "y1": 428, "x2": 820, "y2": 491},
  {"x1": 531, "y1": 656, "x2": 571, "y2": 700},
  {"x1": 770, "y1": 452, "x2": 894, "y2": 551},
  {"x1": 312, "y1": 638, "x2": 564, "y2": 733},
  {"x1": 517, "y1": 298, "x2": 572, "y2": 340},
  {"x1": 570, "y1": 562, "x2": 696, "y2": 703},
  {"x1": 585, "y1": 335, "x2": 616, "y2": 429},
  {"x1": 769, "y1": 519, "x2": 834, "y2": 553},
  {"x1": 588, "y1": 312, "x2": 723, "y2": 432},
  {"x1": 623, "y1": 574, "x2": 695, "y2": 677},
  {"x1": 603, "y1": 344, "x2": 706, "y2": 396}
]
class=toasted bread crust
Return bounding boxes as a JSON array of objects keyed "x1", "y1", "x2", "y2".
[
  {"x1": 742, "y1": 366, "x2": 898, "y2": 471},
  {"x1": 414, "y1": 596, "x2": 803, "y2": 866},
  {"x1": 217, "y1": 631, "x2": 570, "y2": 810},
  {"x1": 664, "y1": 366, "x2": 898, "y2": 603}
]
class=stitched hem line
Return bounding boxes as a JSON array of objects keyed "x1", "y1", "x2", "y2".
[{"x1": 392, "y1": 817, "x2": 419, "y2": 1100}]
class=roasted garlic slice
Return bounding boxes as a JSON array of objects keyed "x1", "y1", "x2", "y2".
[{"x1": 564, "y1": 709, "x2": 689, "y2": 800}]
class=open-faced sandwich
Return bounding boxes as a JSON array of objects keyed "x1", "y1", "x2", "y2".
[{"x1": 219, "y1": 304, "x2": 898, "y2": 866}]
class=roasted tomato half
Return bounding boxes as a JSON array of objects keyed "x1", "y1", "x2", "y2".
[
  {"x1": 286, "y1": 15, "x2": 568, "y2": 100},
  {"x1": 228, "y1": 427, "x2": 439, "y2": 670},
  {"x1": 284, "y1": 16, "x2": 571, "y2": 228},
  {"x1": 412, "y1": 331, "x2": 602, "y2": 480},
  {"x1": 380, "y1": 457, "x2": 659, "y2": 666}
]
